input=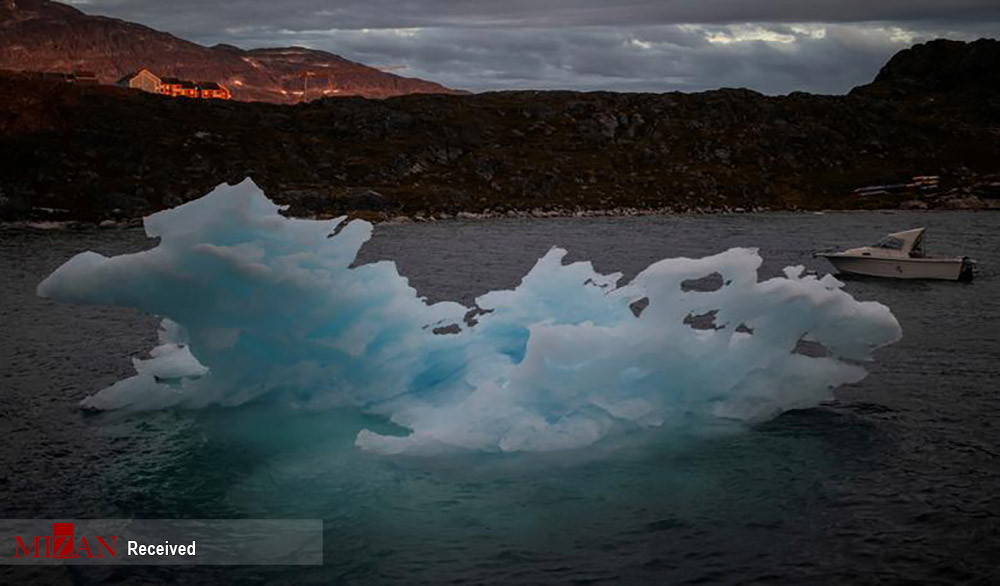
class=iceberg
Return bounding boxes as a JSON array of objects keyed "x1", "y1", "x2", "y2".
[{"x1": 38, "y1": 180, "x2": 902, "y2": 454}]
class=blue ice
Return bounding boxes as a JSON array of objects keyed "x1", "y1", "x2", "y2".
[{"x1": 38, "y1": 180, "x2": 902, "y2": 454}]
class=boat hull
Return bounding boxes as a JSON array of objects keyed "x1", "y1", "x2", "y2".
[{"x1": 820, "y1": 255, "x2": 967, "y2": 280}]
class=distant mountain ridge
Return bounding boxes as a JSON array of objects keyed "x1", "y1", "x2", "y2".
[{"x1": 0, "y1": 0, "x2": 462, "y2": 102}]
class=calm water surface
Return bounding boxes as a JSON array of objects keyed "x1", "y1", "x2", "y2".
[{"x1": 1, "y1": 211, "x2": 998, "y2": 585}]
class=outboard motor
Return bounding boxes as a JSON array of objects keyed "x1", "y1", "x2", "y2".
[{"x1": 960, "y1": 257, "x2": 977, "y2": 282}]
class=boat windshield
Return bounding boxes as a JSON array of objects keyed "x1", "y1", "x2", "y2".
[{"x1": 874, "y1": 236, "x2": 905, "y2": 250}]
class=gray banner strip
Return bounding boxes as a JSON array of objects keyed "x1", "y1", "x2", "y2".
[{"x1": 2, "y1": 519, "x2": 322, "y2": 565}]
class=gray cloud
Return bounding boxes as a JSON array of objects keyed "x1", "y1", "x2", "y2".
[
  {"x1": 65, "y1": 1, "x2": 1000, "y2": 94},
  {"x1": 72, "y1": 0, "x2": 1000, "y2": 31}
]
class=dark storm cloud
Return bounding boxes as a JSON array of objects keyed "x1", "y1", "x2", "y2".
[
  {"x1": 70, "y1": 0, "x2": 1000, "y2": 31},
  {"x1": 65, "y1": 0, "x2": 1000, "y2": 94}
]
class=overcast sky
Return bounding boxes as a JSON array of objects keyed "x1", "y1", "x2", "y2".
[{"x1": 65, "y1": 0, "x2": 1000, "y2": 94}]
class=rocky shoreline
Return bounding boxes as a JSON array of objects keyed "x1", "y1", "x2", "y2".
[{"x1": 6, "y1": 192, "x2": 998, "y2": 233}]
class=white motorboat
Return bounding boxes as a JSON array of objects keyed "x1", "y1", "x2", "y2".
[{"x1": 816, "y1": 228, "x2": 975, "y2": 281}]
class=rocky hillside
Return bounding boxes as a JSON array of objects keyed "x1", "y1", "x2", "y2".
[
  {"x1": 1, "y1": 39, "x2": 998, "y2": 222},
  {"x1": 0, "y1": 0, "x2": 461, "y2": 102},
  {"x1": 858, "y1": 38, "x2": 1000, "y2": 99},
  {"x1": 851, "y1": 38, "x2": 1000, "y2": 124}
]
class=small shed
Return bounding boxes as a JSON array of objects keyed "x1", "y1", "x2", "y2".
[
  {"x1": 73, "y1": 71, "x2": 99, "y2": 85},
  {"x1": 158, "y1": 77, "x2": 183, "y2": 96},
  {"x1": 196, "y1": 81, "x2": 232, "y2": 100},
  {"x1": 177, "y1": 80, "x2": 199, "y2": 98}
]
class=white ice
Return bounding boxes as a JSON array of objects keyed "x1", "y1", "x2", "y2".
[{"x1": 38, "y1": 180, "x2": 902, "y2": 454}]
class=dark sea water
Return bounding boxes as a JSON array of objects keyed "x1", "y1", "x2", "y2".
[{"x1": 2, "y1": 211, "x2": 999, "y2": 585}]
